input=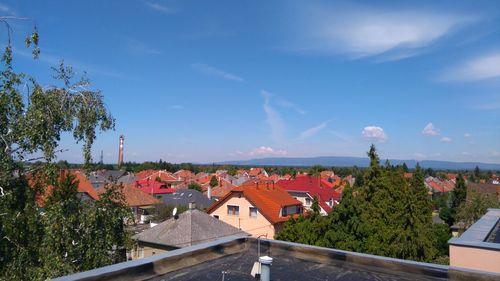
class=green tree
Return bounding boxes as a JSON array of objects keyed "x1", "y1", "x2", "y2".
[
  {"x1": 188, "y1": 182, "x2": 202, "y2": 192},
  {"x1": 455, "y1": 189, "x2": 500, "y2": 231},
  {"x1": 0, "y1": 23, "x2": 122, "y2": 280},
  {"x1": 209, "y1": 175, "x2": 218, "y2": 188},
  {"x1": 277, "y1": 145, "x2": 438, "y2": 263}
]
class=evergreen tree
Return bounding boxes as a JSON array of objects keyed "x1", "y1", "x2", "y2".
[
  {"x1": 209, "y1": 175, "x2": 218, "y2": 188},
  {"x1": 451, "y1": 174, "x2": 467, "y2": 210}
]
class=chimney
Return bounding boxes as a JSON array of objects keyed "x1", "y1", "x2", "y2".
[
  {"x1": 259, "y1": 256, "x2": 273, "y2": 281},
  {"x1": 207, "y1": 185, "x2": 211, "y2": 200},
  {"x1": 189, "y1": 202, "x2": 196, "y2": 210},
  {"x1": 118, "y1": 135, "x2": 124, "y2": 166}
]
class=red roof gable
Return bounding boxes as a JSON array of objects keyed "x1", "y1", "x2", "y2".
[
  {"x1": 134, "y1": 179, "x2": 176, "y2": 195},
  {"x1": 277, "y1": 176, "x2": 342, "y2": 213},
  {"x1": 207, "y1": 181, "x2": 302, "y2": 224}
]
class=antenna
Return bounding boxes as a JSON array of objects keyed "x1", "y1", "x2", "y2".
[{"x1": 172, "y1": 207, "x2": 177, "y2": 217}]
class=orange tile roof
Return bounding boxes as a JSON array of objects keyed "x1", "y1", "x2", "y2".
[
  {"x1": 34, "y1": 170, "x2": 100, "y2": 206},
  {"x1": 207, "y1": 180, "x2": 302, "y2": 224},
  {"x1": 98, "y1": 184, "x2": 160, "y2": 207},
  {"x1": 208, "y1": 180, "x2": 236, "y2": 198},
  {"x1": 137, "y1": 170, "x2": 179, "y2": 182}
]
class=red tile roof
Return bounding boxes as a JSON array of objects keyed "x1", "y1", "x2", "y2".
[
  {"x1": 207, "y1": 180, "x2": 302, "y2": 224},
  {"x1": 276, "y1": 176, "x2": 342, "y2": 213},
  {"x1": 134, "y1": 179, "x2": 176, "y2": 195}
]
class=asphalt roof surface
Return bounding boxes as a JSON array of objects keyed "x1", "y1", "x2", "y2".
[{"x1": 149, "y1": 247, "x2": 445, "y2": 281}]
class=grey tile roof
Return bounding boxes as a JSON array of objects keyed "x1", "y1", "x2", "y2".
[
  {"x1": 133, "y1": 209, "x2": 247, "y2": 248},
  {"x1": 161, "y1": 189, "x2": 215, "y2": 209}
]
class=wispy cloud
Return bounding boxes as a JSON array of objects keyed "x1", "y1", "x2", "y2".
[
  {"x1": 171, "y1": 105, "x2": 184, "y2": 110},
  {"x1": 422, "y1": 122, "x2": 439, "y2": 136},
  {"x1": 249, "y1": 146, "x2": 288, "y2": 157},
  {"x1": 440, "y1": 137, "x2": 452, "y2": 142},
  {"x1": 261, "y1": 90, "x2": 285, "y2": 142},
  {"x1": 362, "y1": 126, "x2": 388, "y2": 142},
  {"x1": 443, "y1": 53, "x2": 500, "y2": 81},
  {"x1": 126, "y1": 39, "x2": 161, "y2": 55},
  {"x1": 191, "y1": 63, "x2": 244, "y2": 82},
  {"x1": 0, "y1": 3, "x2": 12, "y2": 13},
  {"x1": 464, "y1": 133, "x2": 471, "y2": 138},
  {"x1": 145, "y1": 1, "x2": 175, "y2": 14},
  {"x1": 299, "y1": 121, "x2": 328, "y2": 140},
  {"x1": 275, "y1": 97, "x2": 306, "y2": 115},
  {"x1": 294, "y1": 4, "x2": 472, "y2": 60}
]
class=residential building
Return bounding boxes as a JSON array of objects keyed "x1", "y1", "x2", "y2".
[
  {"x1": 161, "y1": 189, "x2": 215, "y2": 210},
  {"x1": 206, "y1": 181, "x2": 303, "y2": 239},
  {"x1": 449, "y1": 208, "x2": 500, "y2": 274},
  {"x1": 131, "y1": 203, "x2": 246, "y2": 259},
  {"x1": 277, "y1": 175, "x2": 342, "y2": 215},
  {"x1": 98, "y1": 184, "x2": 160, "y2": 224},
  {"x1": 134, "y1": 178, "x2": 176, "y2": 200}
]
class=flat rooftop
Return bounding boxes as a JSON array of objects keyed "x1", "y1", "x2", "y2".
[
  {"x1": 54, "y1": 236, "x2": 500, "y2": 281},
  {"x1": 449, "y1": 208, "x2": 500, "y2": 250}
]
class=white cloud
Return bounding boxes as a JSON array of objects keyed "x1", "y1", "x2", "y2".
[
  {"x1": 275, "y1": 98, "x2": 306, "y2": 115},
  {"x1": 249, "y1": 146, "x2": 288, "y2": 157},
  {"x1": 443, "y1": 53, "x2": 500, "y2": 81},
  {"x1": 261, "y1": 90, "x2": 285, "y2": 142},
  {"x1": 0, "y1": 3, "x2": 11, "y2": 13},
  {"x1": 461, "y1": 152, "x2": 471, "y2": 156},
  {"x1": 440, "y1": 137, "x2": 452, "y2": 142},
  {"x1": 464, "y1": 133, "x2": 471, "y2": 138},
  {"x1": 191, "y1": 63, "x2": 244, "y2": 82},
  {"x1": 432, "y1": 153, "x2": 442, "y2": 157},
  {"x1": 413, "y1": 153, "x2": 426, "y2": 160},
  {"x1": 362, "y1": 126, "x2": 388, "y2": 142},
  {"x1": 171, "y1": 105, "x2": 184, "y2": 110},
  {"x1": 422, "y1": 122, "x2": 439, "y2": 136},
  {"x1": 299, "y1": 121, "x2": 328, "y2": 140},
  {"x1": 492, "y1": 151, "x2": 500, "y2": 158},
  {"x1": 145, "y1": 1, "x2": 174, "y2": 14},
  {"x1": 296, "y1": 4, "x2": 470, "y2": 60}
]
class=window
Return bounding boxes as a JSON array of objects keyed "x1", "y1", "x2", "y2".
[
  {"x1": 213, "y1": 215, "x2": 219, "y2": 219},
  {"x1": 305, "y1": 198, "x2": 312, "y2": 206},
  {"x1": 282, "y1": 205, "x2": 300, "y2": 217},
  {"x1": 227, "y1": 205, "x2": 239, "y2": 216},
  {"x1": 249, "y1": 207, "x2": 258, "y2": 218}
]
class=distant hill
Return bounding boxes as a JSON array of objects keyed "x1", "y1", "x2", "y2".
[{"x1": 218, "y1": 156, "x2": 500, "y2": 170}]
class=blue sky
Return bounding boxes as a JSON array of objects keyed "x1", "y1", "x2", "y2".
[{"x1": 2, "y1": 0, "x2": 500, "y2": 164}]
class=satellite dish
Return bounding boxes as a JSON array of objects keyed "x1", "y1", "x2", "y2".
[{"x1": 172, "y1": 207, "x2": 178, "y2": 217}]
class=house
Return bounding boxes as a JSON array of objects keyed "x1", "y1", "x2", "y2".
[
  {"x1": 136, "y1": 170, "x2": 181, "y2": 188},
  {"x1": 134, "y1": 178, "x2": 176, "y2": 200},
  {"x1": 206, "y1": 181, "x2": 303, "y2": 239},
  {"x1": 98, "y1": 184, "x2": 160, "y2": 224},
  {"x1": 467, "y1": 183, "x2": 500, "y2": 199},
  {"x1": 161, "y1": 189, "x2": 215, "y2": 210},
  {"x1": 131, "y1": 203, "x2": 246, "y2": 259},
  {"x1": 87, "y1": 170, "x2": 127, "y2": 189},
  {"x1": 207, "y1": 179, "x2": 236, "y2": 200},
  {"x1": 449, "y1": 208, "x2": 500, "y2": 273},
  {"x1": 34, "y1": 170, "x2": 100, "y2": 206},
  {"x1": 249, "y1": 167, "x2": 268, "y2": 178},
  {"x1": 277, "y1": 175, "x2": 342, "y2": 215}
]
